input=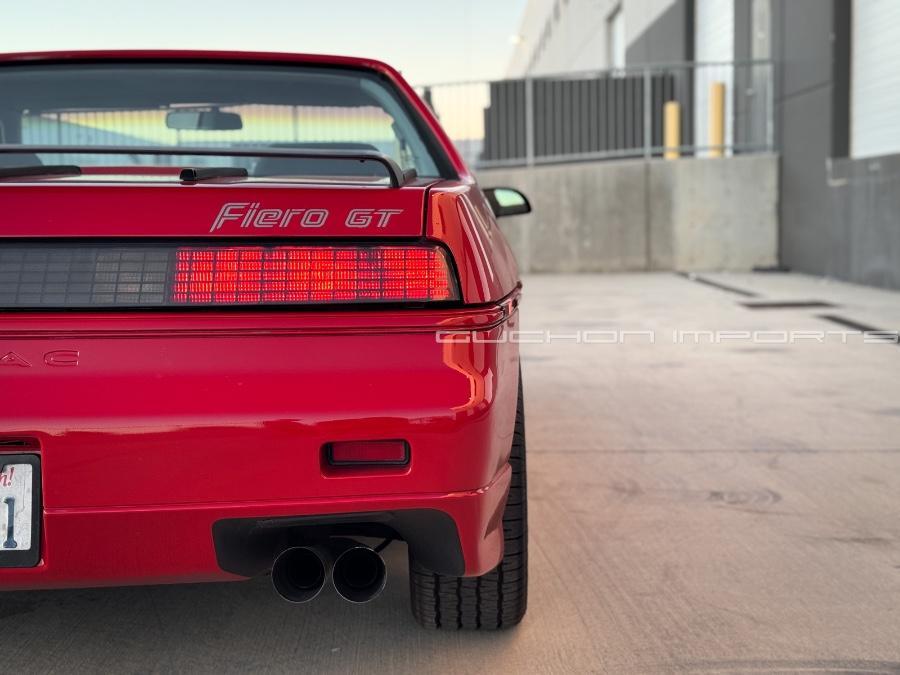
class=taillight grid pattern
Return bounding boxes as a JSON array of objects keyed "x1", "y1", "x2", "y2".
[
  {"x1": 172, "y1": 246, "x2": 455, "y2": 304},
  {"x1": 0, "y1": 246, "x2": 170, "y2": 306},
  {"x1": 0, "y1": 244, "x2": 457, "y2": 308}
]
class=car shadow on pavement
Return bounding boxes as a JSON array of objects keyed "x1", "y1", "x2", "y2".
[{"x1": 0, "y1": 545, "x2": 522, "y2": 673}]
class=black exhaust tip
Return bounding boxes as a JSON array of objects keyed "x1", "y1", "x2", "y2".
[
  {"x1": 271, "y1": 547, "x2": 327, "y2": 603},
  {"x1": 332, "y1": 545, "x2": 386, "y2": 603}
]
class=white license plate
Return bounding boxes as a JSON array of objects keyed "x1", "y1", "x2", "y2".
[{"x1": 0, "y1": 464, "x2": 33, "y2": 551}]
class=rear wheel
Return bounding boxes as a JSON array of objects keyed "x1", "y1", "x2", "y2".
[{"x1": 409, "y1": 370, "x2": 527, "y2": 629}]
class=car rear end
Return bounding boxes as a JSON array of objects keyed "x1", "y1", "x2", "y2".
[{"x1": 0, "y1": 51, "x2": 527, "y2": 628}]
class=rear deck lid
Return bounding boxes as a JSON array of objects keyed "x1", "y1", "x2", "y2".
[
  {"x1": 0, "y1": 181, "x2": 429, "y2": 239},
  {"x1": 0, "y1": 180, "x2": 463, "y2": 309}
]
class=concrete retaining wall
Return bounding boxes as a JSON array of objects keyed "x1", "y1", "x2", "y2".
[{"x1": 479, "y1": 154, "x2": 778, "y2": 273}]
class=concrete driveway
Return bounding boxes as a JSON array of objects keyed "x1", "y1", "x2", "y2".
[{"x1": 3, "y1": 273, "x2": 900, "y2": 673}]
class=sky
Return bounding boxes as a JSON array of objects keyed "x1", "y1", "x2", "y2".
[{"x1": 0, "y1": 0, "x2": 529, "y2": 86}]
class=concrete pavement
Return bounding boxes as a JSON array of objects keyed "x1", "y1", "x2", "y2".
[{"x1": 2, "y1": 272, "x2": 899, "y2": 673}]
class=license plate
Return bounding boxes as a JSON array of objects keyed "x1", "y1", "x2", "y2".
[
  {"x1": 1, "y1": 464, "x2": 33, "y2": 550},
  {"x1": 0, "y1": 455, "x2": 40, "y2": 568}
]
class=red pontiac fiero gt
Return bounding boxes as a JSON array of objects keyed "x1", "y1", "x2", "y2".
[{"x1": 0, "y1": 50, "x2": 529, "y2": 629}]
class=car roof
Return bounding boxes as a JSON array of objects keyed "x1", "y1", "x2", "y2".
[{"x1": 0, "y1": 50, "x2": 401, "y2": 77}]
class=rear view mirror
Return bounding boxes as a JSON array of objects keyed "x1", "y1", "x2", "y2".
[
  {"x1": 484, "y1": 187, "x2": 531, "y2": 217},
  {"x1": 166, "y1": 110, "x2": 243, "y2": 131}
]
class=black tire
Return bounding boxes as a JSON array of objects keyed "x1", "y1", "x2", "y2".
[{"x1": 409, "y1": 370, "x2": 527, "y2": 629}]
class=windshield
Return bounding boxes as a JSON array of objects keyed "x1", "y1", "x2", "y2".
[{"x1": 0, "y1": 62, "x2": 450, "y2": 181}]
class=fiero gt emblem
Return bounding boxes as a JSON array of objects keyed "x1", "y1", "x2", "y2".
[{"x1": 210, "y1": 202, "x2": 403, "y2": 233}]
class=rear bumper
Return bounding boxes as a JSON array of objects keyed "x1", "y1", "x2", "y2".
[
  {"x1": 0, "y1": 299, "x2": 519, "y2": 589},
  {"x1": 0, "y1": 465, "x2": 510, "y2": 590}
]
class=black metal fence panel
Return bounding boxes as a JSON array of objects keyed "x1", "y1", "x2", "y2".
[{"x1": 418, "y1": 61, "x2": 774, "y2": 169}]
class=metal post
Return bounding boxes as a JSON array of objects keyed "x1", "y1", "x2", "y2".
[
  {"x1": 643, "y1": 67, "x2": 652, "y2": 159},
  {"x1": 525, "y1": 77, "x2": 535, "y2": 167},
  {"x1": 709, "y1": 81, "x2": 726, "y2": 158},
  {"x1": 664, "y1": 101, "x2": 681, "y2": 159}
]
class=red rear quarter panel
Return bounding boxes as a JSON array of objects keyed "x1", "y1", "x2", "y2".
[{"x1": 427, "y1": 182, "x2": 520, "y2": 304}]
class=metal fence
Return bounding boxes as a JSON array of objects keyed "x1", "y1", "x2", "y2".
[{"x1": 417, "y1": 60, "x2": 774, "y2": 169}]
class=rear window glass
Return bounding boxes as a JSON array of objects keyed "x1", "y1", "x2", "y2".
[{"x1": 0, "y1": 63, "x2": 450, "y2": 180}]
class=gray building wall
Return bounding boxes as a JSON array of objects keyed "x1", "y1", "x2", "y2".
[
  {"x1": 625, "y1": 0, "x2": 693, "y2": 65},
  {"x1": 625, "y1": 0, "x2": 696, "y2": 148},
  {"x1": 768, "y1": 0, "x2": 851, "y2": 280},
  {"x1": 737, "y1": 0, "x2": 900, "y2": 289},
  {"x1": 625, "y1": 0, "x2": 900, "y2": 290},
  {"x1": 765, "y1": 0, "x2": 900, "y2": 289}
]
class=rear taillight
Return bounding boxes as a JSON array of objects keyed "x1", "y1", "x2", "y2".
[
  {"x1": 173, "y1": 246, "x2": 454, "y2": 305},
  {"x1": 0, "y1": 244, "x2": 458, "y2": 308}
]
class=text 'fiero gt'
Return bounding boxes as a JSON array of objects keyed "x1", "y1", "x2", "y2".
[{"x1": 209, "y1": 202, "x2": 405, "y2": 232}]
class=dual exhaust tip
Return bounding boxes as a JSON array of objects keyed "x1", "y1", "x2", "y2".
[{"x1": 271, "y1": 540, "x2": 386, "y2": 604}]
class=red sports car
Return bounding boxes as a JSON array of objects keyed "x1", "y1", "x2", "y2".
[{"x1": 0, "y1": 50, "x2": 529, "y2": 629}]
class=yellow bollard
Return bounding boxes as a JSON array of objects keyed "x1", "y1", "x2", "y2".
[
  {"x1": 664, "y1": 101, "x2": 681, "y2": 159},
  {"x1": 709, "y1": 81, "x2": 725, "y2": 158}
]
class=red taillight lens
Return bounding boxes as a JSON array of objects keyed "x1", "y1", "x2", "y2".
[
  {"x1": 172, "y1": 246, "x2": 456, "y2": 305},
  {"x1": 327, "y1": 440, "x2": 410, "y2": 466},
  {"x1": 0, "y1": 243, "x2": 458, "y2": 308}
]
